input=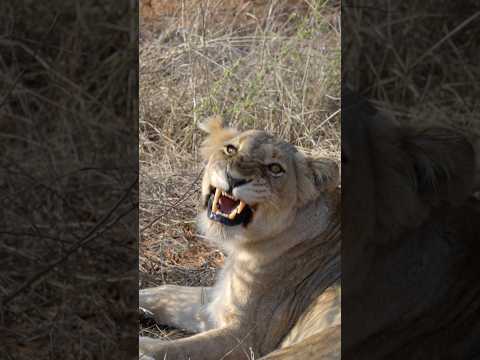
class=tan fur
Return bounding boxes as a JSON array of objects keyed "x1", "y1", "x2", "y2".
[
  {"x1": 198, "y1": 116, "x2": 239, "y2": 161},
  {"x1": 139, "y1": 119, "x2": 341, "y2": 359}
]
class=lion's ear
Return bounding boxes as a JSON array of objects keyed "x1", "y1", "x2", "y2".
[
  {"x1": 198, "y1": 116, "x2": 238, "y2": 160},
  {"x1": 296, "y1": 154, "x2": 339, "y2": 206},
  {"x1": 198, "y1": 115, "x2": 226, "y2": 134},
  {"x1": 403, "y1": 126, "x2": 475, "y2": 206}
]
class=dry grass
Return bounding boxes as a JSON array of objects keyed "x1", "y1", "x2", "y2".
[
  {"x1": 139, "y1": 0, "x2": 340, "y2": 339},
  {"x1": 0, "y1": 1, "x2": 137, "y2": 359},
  {"x1": 343, "y1": 1, "x2": 480, "y2": 137}
]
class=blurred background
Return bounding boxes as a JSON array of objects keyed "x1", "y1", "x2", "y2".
[
  {"x1": 0, "y1": 1, "x2": 138, "y2": 359},
  {"x1": 343, "y1": 1, "x2": 480, "y2": 135}
]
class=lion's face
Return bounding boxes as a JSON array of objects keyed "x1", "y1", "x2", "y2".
[
  {"x1": 200, "y1": 130, "x2": 299, "y2": 241},
  {"x1": 197, "y1": 117, "x2": 339, "y2": 245}
]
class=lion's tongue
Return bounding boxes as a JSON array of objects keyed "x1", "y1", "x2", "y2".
[{"x1": 219, "y1": 195, "x2": 238, "y2": 214}]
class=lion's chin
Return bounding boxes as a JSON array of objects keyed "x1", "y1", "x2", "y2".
[{"x1": 206, "y1": 187, "x2": 254, "y2": 227}]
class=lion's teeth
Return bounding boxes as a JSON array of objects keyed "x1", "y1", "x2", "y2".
[
  {"x1": 227, "y1": 201, "x2": 246, "y2": 220},
  {"x1": 212, "y1": 189, "x2": 249, "y2": 221},
  {"x1": 237, "y1": 201, "x2": 246, "y2": 214},
  {"x1": 212, "y1": 188, "x2": 221, "y2": 213},
  {"x1": 222, "y1": 192, "x2": 234, "y2": 199}
]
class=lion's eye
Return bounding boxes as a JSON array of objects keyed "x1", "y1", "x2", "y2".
[
  {"x1": 267, "y1": 163, "x2": 284, "y2": 175},
  {"x1": 225, "y1": 144, "x2": 237, "y2": 155}
]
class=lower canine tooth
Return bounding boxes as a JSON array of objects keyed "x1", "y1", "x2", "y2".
[
  {"x1": 237, "y1": 201, "x2": 246, "y2": 214},
  {"x1": 228, "y1": 211, "x2": 237, "y2": 220}
]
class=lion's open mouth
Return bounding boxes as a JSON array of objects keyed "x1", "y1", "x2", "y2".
[{"x1": 207, "y1": 188, "x2": 253, "y2": 226}]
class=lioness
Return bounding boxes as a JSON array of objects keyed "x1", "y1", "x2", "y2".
[
  {"x1": 342, "y1": 89, "x2": 480, "y2": 359},
  {"x1": 139, "y1": 117, "x2": 341, "y2": 359}
]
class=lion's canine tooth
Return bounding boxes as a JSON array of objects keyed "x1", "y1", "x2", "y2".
[
  {"x1": 227, "y1": 201, "x2": 246, "y2": 220},
  {"x1": 212, "y1": 188, "x2": 221, "y2": 213},
  {"x1": 237, "y1": 201, "x2": 246, "y2": 214},
  {"x1": 222, "y1": 192, "x2": 235, "y2": 199}
]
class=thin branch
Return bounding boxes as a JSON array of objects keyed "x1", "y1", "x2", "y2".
[
  {"x1": 1, "y1": 179, "x2": 138, "y2": 306},
  {"x1": 0, "y1": 13, "x2": 60, "y2": 109},
  {"x1": 140, "y1": 167, "x2": 204, "y2": 233}
]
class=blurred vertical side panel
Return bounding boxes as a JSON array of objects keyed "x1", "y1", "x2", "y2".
[
  {"x1": 0, "y1": 1, "x2": 138, "y2": 359},
  {"x1": 342, "y1": 1, "x2": 480, "y2": 359}
]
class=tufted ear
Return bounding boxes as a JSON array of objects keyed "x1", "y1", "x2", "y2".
[
  {"x1": 404, "y1": 126, "x2": 475, "y2": 206},
  {"x1": 296, "y1": 153, "x2": 339, "y2": 206},
  {"x1": 198, "y1": 116, "x2": 239, "y2": 160}
]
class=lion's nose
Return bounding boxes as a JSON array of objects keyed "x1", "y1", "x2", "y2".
[{"x1": 227, "y1": 174, "x2": 250, "y2": 192}]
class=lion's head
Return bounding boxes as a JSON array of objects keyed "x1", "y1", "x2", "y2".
[{"x1": 197, "y1": 116, "x2": 338, "y2": 247}]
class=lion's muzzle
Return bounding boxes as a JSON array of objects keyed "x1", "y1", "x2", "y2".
[{"x1": 207, "y1": 187, "x2": 254, "y2": 226}]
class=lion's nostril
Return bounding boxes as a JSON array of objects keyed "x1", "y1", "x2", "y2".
[
  {"x1": 227, "y1": 174, "x2": 250, "y2": 191},
  {"x1": 234, "y1": 178, "x2": 250, "y2": 187}
]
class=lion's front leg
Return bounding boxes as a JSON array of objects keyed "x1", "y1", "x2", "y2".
[
  {"x1": 139, "y1": 327, "x2": 253, "y2": 360},
  {"x1": 140, "y1": 285, "x2": 214, "y2": 333}
]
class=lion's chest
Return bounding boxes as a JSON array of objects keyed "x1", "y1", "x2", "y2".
[
  {"x1": 208, "y1": 255, "x2": 262, "y2": 327},
  {"x1": 207, "y1": 260, "x2": 253, "y2": 328},
  {"x1": 207, "y1": 277, "x2": 235, "y2": 327}
]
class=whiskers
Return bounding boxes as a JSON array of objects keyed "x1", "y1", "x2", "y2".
[{"x1": 263, "y1": 195, "x2": 281, "y2": 212}]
